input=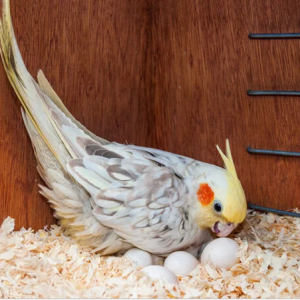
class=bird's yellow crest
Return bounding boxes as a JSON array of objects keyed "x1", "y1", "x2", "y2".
[
  {"x1": 216, "y1": 139, "x2": 247, "y2": 223},
  {"x1": 216, "y1": 139, "x2": 239, "y2": 183}
]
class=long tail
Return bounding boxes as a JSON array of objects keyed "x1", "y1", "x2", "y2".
[
  {"x1": 0, "y1": 0, "x2": 124, "y2": 254},
  {"x1": 0, "y1": 0, "x2": 73, "y2": 167}
]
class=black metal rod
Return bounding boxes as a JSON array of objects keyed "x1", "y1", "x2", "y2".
[
  {"x1": 249, "y1": 33, "x2": 300, "y2": 39},
  {"x1": 247, "y1": 146, "x2": 300, "y2": 157},
  {"x1": 247, "y1": 90, "x2": 300, "y2": 96},
  {"x1": 248, "y1": 203, "x2": 300, "y2": 218}
]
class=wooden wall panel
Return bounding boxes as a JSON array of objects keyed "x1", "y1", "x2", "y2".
[
  {"x1": 1, "y1": 0, "x2": 300, "y2": 229},
  {"x1": 0, "y1": 0, "x2": 153, "y2": 229},
  {"x1": 152, "y1": 0, "x2": 300, "y2": 211}
]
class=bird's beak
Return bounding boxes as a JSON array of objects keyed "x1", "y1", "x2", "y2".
[{"x1": 211, "y1": 221, "x2": 238, "y2": 237}]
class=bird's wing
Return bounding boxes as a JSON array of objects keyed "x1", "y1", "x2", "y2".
[
  {"x1": 67, "y1": 153, "x2": 200, "y2": 254},
  {"x1": 107, "y1": 143, "x2": 196, "y2": 175},
  {"x1": 37, "y1": 93, "x2": 200, "y2": 254},
  {"x1": 37, "y1": 70, "x2": 109, "y2": 146}
]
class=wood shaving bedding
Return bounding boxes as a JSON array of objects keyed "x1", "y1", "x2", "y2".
[{"x1": 0, "y1": 211, "x2": 299, "y2": 298}]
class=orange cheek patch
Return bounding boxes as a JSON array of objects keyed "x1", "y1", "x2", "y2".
[{"x1": 197, "y1": 183, "x2": 215, "y2": 206}]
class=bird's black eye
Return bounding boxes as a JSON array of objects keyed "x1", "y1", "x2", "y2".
[{"x1": 213, "y1": 201, "x2": 222, "y2": 213}]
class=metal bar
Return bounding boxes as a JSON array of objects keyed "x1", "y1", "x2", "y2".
[
  {"x1": 248, "y1": 203, "x2": 300, "y2": 218},
  {"x1": 249, "y1": 33, "x2": 300, "y2": 39},
  {"x1": 247, "y1": 146, "x2": 300, "y2": 157},
  {"x1": 247, "y1": 31, "x2": 300, "y2": 219},
  {"x1": 247, "y1": 90, "x2": 300, "y2": 96}
]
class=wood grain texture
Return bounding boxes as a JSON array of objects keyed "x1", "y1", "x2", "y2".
[
  {"x1": 0, "y1": 0, "x2": 153, "y2": 229},
  {"x1": 152, "y1": 0, "x2": 300, "y2": 211},
  {"x1": 0, "y1": 0, "x2": 300, "y2": 229}
]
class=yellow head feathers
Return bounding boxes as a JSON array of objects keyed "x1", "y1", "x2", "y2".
[
  {"x1": 216, "y1": 139, "x2": 238, "y2": 182},
  {"x1": 216, "y1": 139, "x2": 247, "y2": 224}
]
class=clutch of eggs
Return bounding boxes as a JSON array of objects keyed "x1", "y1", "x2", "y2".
[{"x1": 123, "y1": 238, "x2": 240, "y2": 283}]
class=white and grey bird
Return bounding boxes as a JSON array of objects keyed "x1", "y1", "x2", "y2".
[{"x1": 0, "y1": 0, "x2": 247, "y2": 256}]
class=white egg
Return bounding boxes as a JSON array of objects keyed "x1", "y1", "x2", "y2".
[
  {"x1": 142, "y1": 265, "x2": 178, "y2": 284},
  {"x1": 200, "y1": 237, "x2": 239, "y2": 270},
  {"x1": 124, "y1": 248, "x2": 153, "y2": 267},
  {"x1": 164, "y1": 251, "x2": 199, "y2": 276}
]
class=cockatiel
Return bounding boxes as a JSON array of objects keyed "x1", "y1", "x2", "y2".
[{"x1": 0, "y1": 0, "x2": 247, "y2": 256}]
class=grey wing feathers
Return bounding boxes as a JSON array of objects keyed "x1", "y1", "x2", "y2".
[
  {"x1": 22, "y1": 109, "x2": 130, "y2": 255},
  {"x1": 41, "y1": 93, "x2": 123, "y2": 160},
  {"x1": 67, "y1": 153, "x2": 196, "y2": 254},
  {"x1": 28, "y1": 86, "x2": 197, "y2": 253},
  {"x1": 37, "y1": 70, "x2": 109, "y2": 146}
]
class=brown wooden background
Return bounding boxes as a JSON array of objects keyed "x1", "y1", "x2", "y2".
[{"x1": 1, "y1": 0, "x2": 300, "y2": 229}]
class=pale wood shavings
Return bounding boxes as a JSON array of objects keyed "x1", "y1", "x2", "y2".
[{"x1": 0, "y1": 210, "x2": 300, "y2": 298}]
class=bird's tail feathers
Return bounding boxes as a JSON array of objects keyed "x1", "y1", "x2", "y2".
[
  {"x1": 0, "y1": 0, "x2": 129, "y2": 254},
  {"x1": 37, "y1": 70, "x2": 109, "y2": 146},
  {"x1": 22, "y1": 110, "x2": 124, "y2": 254},
  {"x1": 0, "y1": 0, "x2": 72, "y2": 168}
]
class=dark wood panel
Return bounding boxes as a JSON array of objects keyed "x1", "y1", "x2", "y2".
[
  {"x1": 152, "y1": 0, "x2": 300, "y2": 210},
  {"x1": 0, "y1": 0, "x2": 153, "y2": 229},
  {"x1": 0, "y1": 0, "x2": 300, "y2": 229}
]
